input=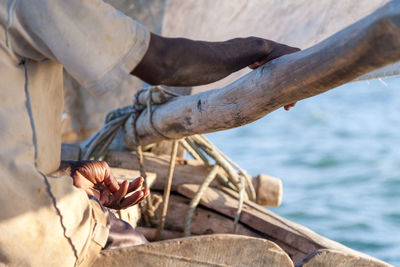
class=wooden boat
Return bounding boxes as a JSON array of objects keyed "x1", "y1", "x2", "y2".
[
  {"x1": 62, "y1": 142, "x2": 392, "y2": 267},
  {"x1": 61, "y1": 2, "x2": 400, "y2": 266}
]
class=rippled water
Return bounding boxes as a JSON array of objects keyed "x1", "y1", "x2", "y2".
[{"x1": 205, "y1": 77, "x2": 400, "y2": 265}]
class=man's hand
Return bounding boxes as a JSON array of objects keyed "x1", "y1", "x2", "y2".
[
  {"x1": 70, "y1": 161, "x2": 148, "y2": 209},
  {"x1": 248, "y1": 41, "x2": 300, "y2": 69},
  {"x1": 248, "y1": 41, "x2": 300, "y2": 111}
]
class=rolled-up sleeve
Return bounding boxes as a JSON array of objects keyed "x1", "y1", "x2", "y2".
[{"x1": 12, "y1": 0, "x2": 150, "y2": 95}]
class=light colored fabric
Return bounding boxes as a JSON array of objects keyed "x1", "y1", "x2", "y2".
[
  {"x1": 158, "y1": 0, "x2": 391, "y2": 92},
  {"x1": 63, "y1": 72, "x2": 144, "y2": 140},
  {"x1": 0, "y1": 0, "x2": 149, "y2": 265},
  {"x1": 75, "y1": 198, "x2": 109, "y2": 267},
  {"x1": 63, "y1": 0, "x2": 194, "y2": 141},
  {"x1": 63, "y1": 0, "x2": 162, "y2": 141},
  {"x1": 11, "y1": 0, "x2": 149, "y2": 97}
]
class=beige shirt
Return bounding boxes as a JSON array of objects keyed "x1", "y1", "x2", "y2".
[{"x1": 0, "y1": 0, "x2": 149, "y2": 266}]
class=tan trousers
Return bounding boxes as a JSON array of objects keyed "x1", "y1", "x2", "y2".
[{"x1": 75, "y1": 199, "x2": 109, "y2": 267}]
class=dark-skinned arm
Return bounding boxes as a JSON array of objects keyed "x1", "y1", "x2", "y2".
[{"x1": 131, "y1": 33, "x2": 300, "y2": 87}]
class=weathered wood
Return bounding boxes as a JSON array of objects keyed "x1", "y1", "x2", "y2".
[
  {"x1": 127, "y1": 1, "x2": 400, "y2": 145},
  {"x1": 177, "y1": 184, "x2": 381, "y2": 263},
  {"x1": 254, "y1": 174, "x2": 282, "y2": 207},
  {"x1": 296, "y1": 249, "x2": 391, "y2": 267},
  {"x1": 105, "y1": 150, "x2": 283, "y2": 206},
  {"x1": 93, "y1": 234, "x2": 294, "y2": 267},
  {"x1": 104, "y1": 150, "x2": 220, "y2": 190},
  {"x1": 155, "y1": 193, "x2": 260, "y2": 237}
]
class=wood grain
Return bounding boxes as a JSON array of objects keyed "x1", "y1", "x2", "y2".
[{"x1": 93, "y1": 234, "x2": 294, "y2": 267}]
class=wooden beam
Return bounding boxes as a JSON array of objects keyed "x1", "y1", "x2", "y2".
[{"x1": 128, "y1": 1, "x2": 400, "y2": 145}]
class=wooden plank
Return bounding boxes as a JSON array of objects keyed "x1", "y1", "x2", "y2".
[
  {"x1": 296, "y1": 249, "x2": 391, "y2": 267},
  {"x1": 104, "y1": 150, "x2": 220, "y2": 191},
  {"x1": 156, "y1": 193, "x2": 260, "y2": 237},
  {"x1": 93, "y1": 234, "x2": 294, "y2": 267},
  {"x1": 177, "y1": 184, "x2": 379, "y2": 264},
  {"x1": 122, "y1": 1, "x2": 400, "y2": 145}
]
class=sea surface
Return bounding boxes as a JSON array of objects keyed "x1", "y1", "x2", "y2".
[{"x1": 205, "y1": 76, "x2": 400, "y2": 265}]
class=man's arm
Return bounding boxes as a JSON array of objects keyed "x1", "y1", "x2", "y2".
[{"x1": 132, "y1": 33, "x2": 299, "y2": 87}]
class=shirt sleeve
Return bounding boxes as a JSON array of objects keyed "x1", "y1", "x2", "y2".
[{"x1": 12, "y1": 0, "x2": 150, "y2": 95}]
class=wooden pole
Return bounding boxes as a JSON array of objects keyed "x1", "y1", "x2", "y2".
[{"x1": 126, "y1": 1, "x2": 400, "y2": 146}]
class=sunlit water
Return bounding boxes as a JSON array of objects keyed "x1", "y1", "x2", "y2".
[{"x1": 205, "y1": 77, "x2": 400, "y2": 265}]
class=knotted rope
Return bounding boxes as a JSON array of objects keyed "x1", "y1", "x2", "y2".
[
  {"x1": 80, "y1": 85, "x2": 257, "y2": 237},
  {"x1": 81, "y1": 86, "x2": 175, "y2": 225},
  {"x1": 182, "y1": 135, "x2": 256, "y2": 235}
]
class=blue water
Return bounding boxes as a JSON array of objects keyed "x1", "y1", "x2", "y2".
[{"x1": 205, "y1": 77, "x2": 400, "y2": 265}]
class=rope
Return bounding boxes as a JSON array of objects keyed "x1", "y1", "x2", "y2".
[
  {"x1": 184, "y1": 137, "x2": 211, "y2": 166},
  {"x1": 181, "y1": 137, "x2": 237, "y2": 190},
  {"x1": 134, "y1": 145, "x2": 158, "y2": 226},
  {"x1": 147, "y1": 89, "x2": 172, "y2": 140},
  {"x1": 156, "y1": 140, "x2": 179, "y2": 240},
  {"x1": 179, "y1": 139, "x2": 202, "y2": 161},
  {"x1": 81, "y1": 87, "x2": 169, "y2": 225},
  {"x1": 80, "y1": 85, "x2": 258, "y2": 235},
  {"x1": 191, "y1": 135, "x2": 242, "y2": 189},
  {"x1": 184, "y1": 164, "x2": 219, "y2": 236},
  {"x1": 81, "y1": 105, "x2": 138, "y2": 160},
  {"x1": 131, "y1": 107, "x2": 159, "y2": 226},
  {"x1": 81, "y1": 86, "x2": 176, "y2": 161},
  {"x1": 198, "y1": 135, "x2": 256, "y2": 201},
  {"x1": 184, "y1": 135, "x2": 256, "y2": 234},
  {"x1": 233, "y1": 174, "x2": 245, "y2": 233}
]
